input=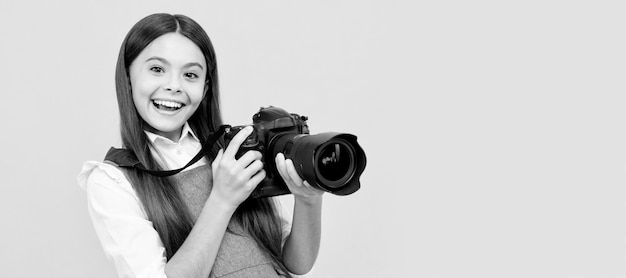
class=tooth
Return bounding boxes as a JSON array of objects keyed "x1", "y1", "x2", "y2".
[{"x1": 153, "y1": 100, "x2": 182, "y2": 109}]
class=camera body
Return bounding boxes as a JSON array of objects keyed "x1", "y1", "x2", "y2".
[{"x1": 224, "y1": 106, "x2": 366, "y2": 198}]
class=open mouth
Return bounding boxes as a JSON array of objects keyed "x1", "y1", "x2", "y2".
[{"x1": 152, "y1": 99, "x2": 185, "y2": 111}]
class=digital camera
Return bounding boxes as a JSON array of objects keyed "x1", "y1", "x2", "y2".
[{"x1": 223, "y1": 106, "x2": 367, "y2": 198}]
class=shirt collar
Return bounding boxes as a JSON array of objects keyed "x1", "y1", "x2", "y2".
[{"x1": 145, "y1": 122, "x2": 200, "y2": 145}]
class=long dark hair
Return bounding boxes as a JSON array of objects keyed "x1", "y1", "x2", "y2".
[{"x1": 114, "y1": 13, "x2": 290, "y2": 276}]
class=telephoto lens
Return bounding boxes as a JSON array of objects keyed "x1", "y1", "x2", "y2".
[{"x1": 270, "y1": 132, "x2": 366, "y2": 196}]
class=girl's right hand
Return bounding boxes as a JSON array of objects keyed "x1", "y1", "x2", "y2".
[{"x1": 210, "y1": 126, "x2": 266, "y2": 209}]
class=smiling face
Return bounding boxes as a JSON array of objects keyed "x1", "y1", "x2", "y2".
[{"x1": 129, "y1": 32, "x2": 207, "y2": 142}]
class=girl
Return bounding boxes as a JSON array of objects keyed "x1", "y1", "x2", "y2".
[{"x1": 78, "y1": 13, "x2": 323, "y2": 278}]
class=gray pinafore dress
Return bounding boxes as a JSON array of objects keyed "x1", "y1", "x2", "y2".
[{"x1": 170, "y1": 164, "x2": 286, "y2": 278}]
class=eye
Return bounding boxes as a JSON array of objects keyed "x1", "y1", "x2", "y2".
[
  {"x1": 184, "y1": 72, "x2": 199, "y2": 80},
  {"x1": 150, "y1": 66, "x2": 164, "y2": 73}
]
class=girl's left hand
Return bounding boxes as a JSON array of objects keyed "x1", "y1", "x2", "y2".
[{"x1": 275, "y1": 153, "x2": 324, "y2": 200}]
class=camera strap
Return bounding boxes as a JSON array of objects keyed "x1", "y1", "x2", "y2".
[{"x1": 104, "y1": 125, "x2": 230, "y2": 177}]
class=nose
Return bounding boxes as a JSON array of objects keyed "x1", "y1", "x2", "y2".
[{"x1": 164, "y1": 75, "x2": 182, "y2": 93}]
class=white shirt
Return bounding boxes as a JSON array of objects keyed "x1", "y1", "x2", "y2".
[
  {"x1": 144, "y1": 123, "x2": 207, "y2": 171},
  {"x1": 78, "y1": 123, "x2": 309, "y2": 278}
]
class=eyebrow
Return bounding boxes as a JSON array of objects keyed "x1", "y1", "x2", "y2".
[{"x1": 145, "y1": 56, "x2": 204, "y2": 70}]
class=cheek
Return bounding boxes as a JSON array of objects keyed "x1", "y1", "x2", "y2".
[
  {"x1": 130, "y1": 83, "x2": 149, "y2": 112},
  {"x1": 130, "y1": 75, "x2": 153, "y2": 97},
  {"x1": 129, "y1": 66, "x2": 158, "y2": 98},
  {"x1": 188, "y1": 83, "x2": 207, "y2": 104}
]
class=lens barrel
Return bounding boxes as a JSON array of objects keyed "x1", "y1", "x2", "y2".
[{"x1": 270, "y1": 132, "x2": 366, "y2": 196}]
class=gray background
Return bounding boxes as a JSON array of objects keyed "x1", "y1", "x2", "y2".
[{"x1": 1, "y1": 0, "x2": 624, "y2": 277}]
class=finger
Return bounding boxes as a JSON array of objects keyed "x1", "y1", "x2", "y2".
[
  {"x1": 224, "y1": 126, "x2": 254, "y2": 158},
  {"x1": 237, "y1": 150, "x2": 263, "y2": 167},
  {"x1": 284, "y1": 158, "x2": 304, "y2": 185},
  {"x1": 212, "y1": 149, "x2": 224, "y2": 169},
  {"x1": 303, "y1": 180, "x2": 312, "y2": 188},
  {"x1": 247, "y1": 169, "x2": 266, "y2": 190},
  {"x1": 242, "y1": 159, "x2": 264, "y2": 179},
  {"x1": 275, "y1": 153, "x2": 293, "y2": 185}
]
